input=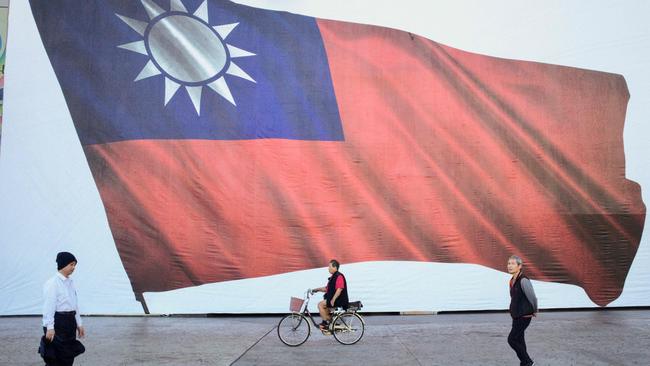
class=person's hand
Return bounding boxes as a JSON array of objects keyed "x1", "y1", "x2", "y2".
[
  {"x1": 310, "y1": 289, "x2": 317, "y2": 294},
  {"x1": 77, "y1": 326, "x2": 85, "y2": 338},
  {"x1": 45, "y1": 329, "x2": 55, "y2": 342},
  {"x1": 532, "y1": 312, "x2": 538, "y2": 317},
  {"x1": 329, "y1": 300, "x2": 335, "y2": 307}
]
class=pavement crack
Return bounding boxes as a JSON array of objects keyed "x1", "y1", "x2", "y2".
[
  {"x1": 229, "y1": 325, "x2": 276, "y2": 365},
  {"x1": 392, "y1": 327, "x2": 424, "y2": 366}
]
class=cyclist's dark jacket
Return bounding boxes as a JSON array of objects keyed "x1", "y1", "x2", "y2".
[
  {"x1": 509, "y1": 272, "x2": 534, "y2": 319},
  {"x1": 324, "y1": 271, "x2": 349, "y2": 309}
]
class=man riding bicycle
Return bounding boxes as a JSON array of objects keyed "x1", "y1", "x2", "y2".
[{"x1": 311, "y1": 259, "x2": 349, "y2": 330}]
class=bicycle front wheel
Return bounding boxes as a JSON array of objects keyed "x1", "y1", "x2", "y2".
[
  {"x1": 277, "y1": 313, "x2": 310, "y2": 346},
  {"x1": 332, "y1": 312, "x2": 365, "y2": 345}
]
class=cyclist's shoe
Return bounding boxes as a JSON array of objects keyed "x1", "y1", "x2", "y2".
[{"x1": 319, "y1": 321, "x2": 332, "y2": 335}]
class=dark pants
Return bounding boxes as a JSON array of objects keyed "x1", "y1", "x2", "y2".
[
  {"x1": 508, "y1": 317, "x2": 533, "y2": 365},
  {"x1": 42, "y1": 312, "x2": 81, "y2": 366}
]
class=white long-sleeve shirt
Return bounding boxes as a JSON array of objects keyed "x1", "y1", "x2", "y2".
[{"x1": 42, "y1": 272, "x2": 82, "y2": 330}]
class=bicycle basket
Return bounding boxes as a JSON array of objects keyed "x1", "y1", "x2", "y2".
[{"x1": 289, "y1": 297, "x2": 304, "y2": 312}]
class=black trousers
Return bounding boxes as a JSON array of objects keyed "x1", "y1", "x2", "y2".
[
  {"x1": 42, "y1": 312, "x2": 80, "y2": 366},
  {"x1": 508, "y1": 317, "x2": 533, "y2": 365}
]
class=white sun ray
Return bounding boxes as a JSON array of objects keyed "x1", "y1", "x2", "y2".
[
  {"x1": 186, "y1": 86, "x2": 204, "y2": 114},
  {"x1": 116, "y1": 0, "x2": 256, "y2": 113},
  {"x1": 214, "y1": 23, "x2": 238, "y2": 40},
  {"x1": 194, "y1": 0, "x2": 209, "y2": 23},
  {"x1": 165, "y1": 78, "x2": 181, "y2": 105},
  {"x1": 135, "y1": 60, "x2": 162, "y2": 81},
  {"x1": 226, "y1": 61, "x2": 256, "y2": 83},
  {"x1": 117, "y1": 40, "x2": 148, "y2": 56},
  {"x1": 227, "y1": 44, "x2": 256, "y2": 58},
  {"x1": 208, "y1": 77, "x2": 236, "y2": 106},
  {"x1": 116, "y1": 14, "x2": 148, "y2": 36},
  {"x1": 170, "y1": 0, "x2": 188, "y2": 13},
  {"x1": 141, "y1": 0, "x2": 165, "y2": 19}
]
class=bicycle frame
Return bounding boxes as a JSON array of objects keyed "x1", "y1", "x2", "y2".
[
  {"x1": 294, "y1": 289, "x2": 322, "y2": 329},
  {"x1": 279, "y1": 289, "x2": 365, "y2": 346},
  {"x1": 293, "y1": 289, "x2": 364, "y2": 330}
]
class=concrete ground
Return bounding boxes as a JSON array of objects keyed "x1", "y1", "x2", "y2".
[{"x1": 1, "y1": 310, "x2": 649, "y2": 366}]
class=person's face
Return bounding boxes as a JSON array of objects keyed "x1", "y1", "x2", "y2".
[
  {"x1": 328, "y1": 263, "x2": 337, "y2": 274},
  {"x1": 60, "y1": 261, "x2": 77, "y2": 277},
  {"x1": 507, "y1": 259, "x2": 521, "y2": 275}
]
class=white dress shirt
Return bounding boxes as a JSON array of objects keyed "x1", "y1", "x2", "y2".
[{"x1": 42, "y1": 272, "x2": 82, "y2": 330}]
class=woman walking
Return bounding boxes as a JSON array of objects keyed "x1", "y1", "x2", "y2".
[{"x1": 507, "y1": 255, "x2": 538, "y2": 366}]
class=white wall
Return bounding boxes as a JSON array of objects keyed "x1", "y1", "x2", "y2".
[{"x1": 1, "y1": 0, "x2": 648, "y2": 314}]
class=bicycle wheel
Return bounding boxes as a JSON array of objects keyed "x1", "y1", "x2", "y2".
[
  {"x1": 332, "y1": 312, "x2": 364, "y2": 345},
  {"x1": 277, "y1": 313, "x2": 310, "y2": 346}
]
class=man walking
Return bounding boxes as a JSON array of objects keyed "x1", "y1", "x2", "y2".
[
  {"x1": 41, "y1": 252, "x2": 85, "y2": 365},
  {"x1": 507, "y1": 255, "x2": 537, "y2": 366}
]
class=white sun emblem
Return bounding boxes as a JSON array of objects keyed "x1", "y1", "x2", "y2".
[{"x1": 116, "y1": 0, "x2": 256, "y2": 115}]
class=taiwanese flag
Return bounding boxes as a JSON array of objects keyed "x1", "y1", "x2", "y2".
[{"x1": 30, "y1": 0, "x2": 645, "y2": 307}]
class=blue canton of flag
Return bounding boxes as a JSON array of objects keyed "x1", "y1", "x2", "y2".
[{"x1": 31, "y1": 0, "x2": 344, "y2": 144}]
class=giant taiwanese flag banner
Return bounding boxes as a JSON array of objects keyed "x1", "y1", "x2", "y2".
[{"x1": 30, "y1": 0, "x2": 645, "y2": 308}]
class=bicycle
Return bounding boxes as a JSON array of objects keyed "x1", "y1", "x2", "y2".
[{"x1": 277, "y1": 289, "x2": 365, "y2": 346}]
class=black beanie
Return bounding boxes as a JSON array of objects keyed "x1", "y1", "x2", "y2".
[{"x1": 56, "y1": 252, "x2": 77, "y2": 270}]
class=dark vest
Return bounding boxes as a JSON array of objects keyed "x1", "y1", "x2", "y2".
[
  {"x1": 325, "y1": 271, "x2": 349, "y2": 308},
  {"x1": 509, "y1": 272, "x2": 534, "y2": 318}
]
